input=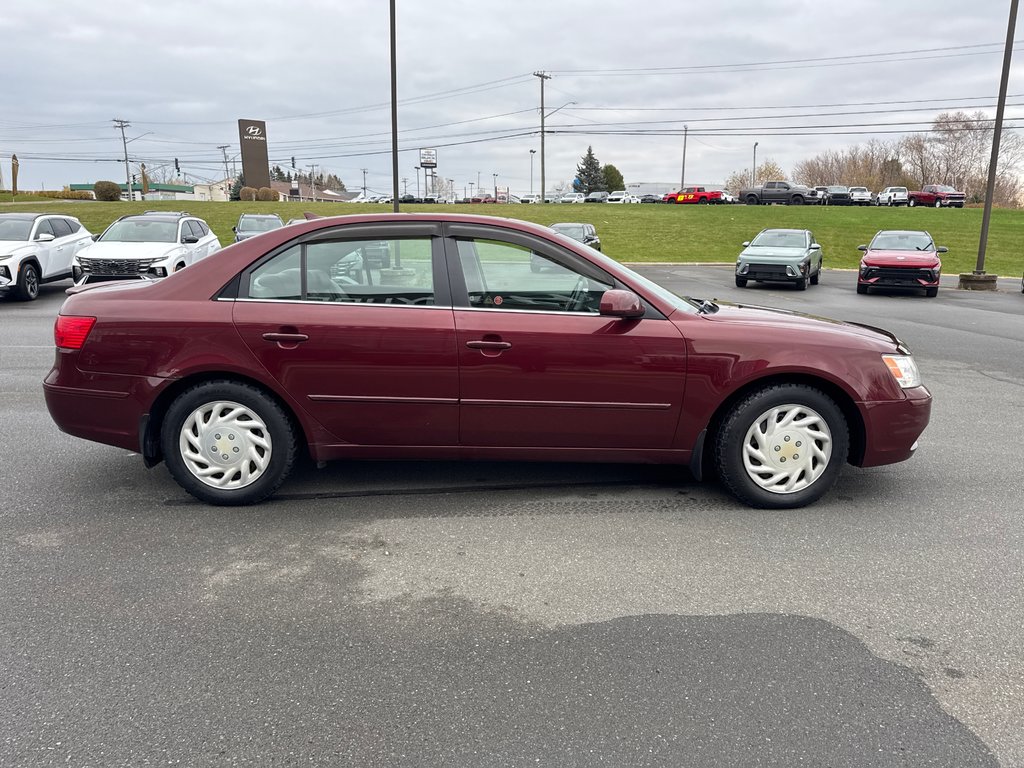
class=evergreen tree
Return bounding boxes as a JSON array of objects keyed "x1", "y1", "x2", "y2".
[
  {"x1": 229, "y1": 175, "x2": 245, "y2": 201},
  {"x1": 575, "y1": 146, "x2": 605, "y2": 194},
  {"x1": 602, "y1": 164, "x2": 624, "y2": 192}
]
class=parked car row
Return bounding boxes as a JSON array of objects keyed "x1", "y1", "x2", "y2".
[
  {"x1": 0, "y1": 210, "x2": 223, "y2": 301},
  {"x1": 734, "y1": 227, "x2": 946, "y2": 298}
]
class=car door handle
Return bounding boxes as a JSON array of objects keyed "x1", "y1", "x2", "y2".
[
  {"x1": 466, "y1": 340, "x2": 511, "y2": 350},
  {"x1": 262, "y1": 332, "x2": 309, "y2": 344}
]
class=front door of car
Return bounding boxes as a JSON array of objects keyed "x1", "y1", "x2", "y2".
[
  {"x1": 232, "y1": 224, "x2": 459, "y2": 447},
  {"x1": 444, "y1": 224, "x2": 687, "y2": 449}
]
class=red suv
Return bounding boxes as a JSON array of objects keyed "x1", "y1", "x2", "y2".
[
  {"x1": 857, "y1": 230, "x2": 946, "y2": 297},
  {"x1": 44, "y1": 213, "x2": 932, "y2": 509}
]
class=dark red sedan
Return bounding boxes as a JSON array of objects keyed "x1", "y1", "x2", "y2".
[
  {"x1": 857, "y1": 229, "x2": 946, "y2": 297},
  {"x1": 44, "y1": 213, "x2": 932, "y2": 508}
]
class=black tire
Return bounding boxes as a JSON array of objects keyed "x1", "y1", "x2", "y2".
[
  {"x1": 735, "y1": 276, "x2": 747, "y2": 288},
  {"x1": 934, "y1": 199, "x2": 942, "y2": 208},
  {"x1": 856, "y1": 284, "x2": 868, "y2": 295},
  {"x1": 161, "y1": 380, "x2": 297, "y2": 505},
  {"x1": 794, "y1": 277, "x2": 807, "y2": 291},
  {"x1": 810, "y1": 268, "x2": 820, "y2": 286},
  {"x1": 713, "y1": 383, "x2": 849, "y2": 509},
  {"x1": 745, "y1": 195, "x2": 759, "y2": 205},
  {"x1": 925, "y1": 287, "x2": 938, "y2": 298},
  {"x1": 789, "y1": 196, "x2": 805, "y2": 205},
  {"x1": 699, "y1": 198, "x2": 709, "y2": 205},
  {"x1": 14, "y1": 261, "x2": 40, "y2": 301}
]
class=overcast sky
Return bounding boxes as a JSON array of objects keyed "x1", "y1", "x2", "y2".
[{"x1": 2, "y1": 0, "x2": 1021, "y2": 196}]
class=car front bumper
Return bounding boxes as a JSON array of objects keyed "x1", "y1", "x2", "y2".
[{"x1": 858, "y1": 386, "x2": 932, "y2": 467}]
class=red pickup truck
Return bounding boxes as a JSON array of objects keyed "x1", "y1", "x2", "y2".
[
  {"x1": 908, "y1": 185, "x2": 966, "y2": 208},
  {"x1": 664, "y1": 186, "x2": 724, "y2": 204}
]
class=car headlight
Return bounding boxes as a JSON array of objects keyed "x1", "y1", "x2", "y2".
[{"x1": 882, "y1": 354, "x2": 921, "y2": 389}]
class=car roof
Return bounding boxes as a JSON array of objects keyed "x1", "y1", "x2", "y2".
[
  {"x1": 757, "y1": 228, "x2": 809, "y2": 235},
  {"x1": 551, "y1": 222, "x2": 589, "y2": 227},
  {"x1": 873, "y1": 229, "x2": 931, "y2": 237},
  {"x1": 239, "y1": 213, "x2": 282, "y2": 219},
  {"x1": 118, "y1": 214, "x2": 188, "y2": 223},
  {"x1": 0, "y1": 212, "x2": 46, "y2": 221}
]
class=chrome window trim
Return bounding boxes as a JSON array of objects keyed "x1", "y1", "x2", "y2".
[{"x1": 223, "y1": 297, "x2": 453, "y2": 310}]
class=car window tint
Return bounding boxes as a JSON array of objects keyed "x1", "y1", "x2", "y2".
[
  {"x1": 64, "y1": 218, "x2": 81, "y2": 233},
  {"x1": 196, "y1": 220, "x2": 209, "y2": 236},
  {"x1": 48, "y1": 218, "x2": 73, "y2": 238},
  {"x1": 187, "y1": 220, "x2": 205, "y2": 239},
  {"x1": 456, "y1": 238, "x2": 612, "y2": 314},
  {"x1": 247, "y1": 239, "x2": 435, "y2": 305}
]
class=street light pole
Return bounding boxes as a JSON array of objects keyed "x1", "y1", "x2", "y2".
[
  {"x1": 752, "y1": 142, "x2": 759, "y2": 187},
  {"x1": 361, "y1": 168, "x2": 368, "y2": 198},
  {"x1": 493, "y1": 173, "x2": 498, "y2": 200},
  {"x1": 534, "y1": 71, "x2": 550, "y2": 202},
  {"x1": 530, "y1": 149, "x2": 536, "y2": 196},
  {"x1": 113, "y1": 119, "x2": 132, "y2": 201},
  {"x1": 680, "y1": 125, "x2": 688, "y2": 190},
  {"x1": 414, "y1": 166, "x2": 420, "y2": 198}
]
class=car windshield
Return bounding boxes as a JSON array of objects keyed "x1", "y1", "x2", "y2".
[
  {"x1": 100, "y1": 219, "x2": 177, "y2": 243},
  {"x1": 870, "y1": 232, "x2": 935, "y2": 251},
  {"x1": 551, "y1": 224, "x2": 586, "y2": 240},
  {"x1": 238, "y1": 217, "x2": 282, "y2": 232},
  {"x1": 0, "y1": 219, "x2": 32, "y2": 240},
  {"x1": 750, "y1": 231, "x2": 807, "y2": 248}
]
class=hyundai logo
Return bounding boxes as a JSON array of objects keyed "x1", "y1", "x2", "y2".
[{"x1": 246, "y1": 126, "x2": 262, "y2": 137}]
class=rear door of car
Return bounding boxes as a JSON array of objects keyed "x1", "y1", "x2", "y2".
[
  {"x1": 443, "y1": 222, "x2": 687, "y2": 450},
  {"x1": 44, "y1": 217, "x2": 77, "y2": 277},
  {"x1": 231, "y1": 221, "x2": 459, "y2": 446}
]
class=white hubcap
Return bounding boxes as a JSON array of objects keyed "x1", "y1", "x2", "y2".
[
  {"x1": 179, "y1": 400, "x2": 272, "y2": 489},
  {"x1": 742, "y1": 404, "x2": 832, "y2": 494}
]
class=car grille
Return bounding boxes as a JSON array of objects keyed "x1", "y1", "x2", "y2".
[
  {"x1": 746, "y1": 264, "x2": 791, "y2": 280},
  {"x1": 78, "y1": 257, "x2": 159, "y2": 276},
  {"x1": 863, "y1": 267, "x2": 934, "y2": 284}
]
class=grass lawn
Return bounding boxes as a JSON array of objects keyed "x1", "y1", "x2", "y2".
[{"x1": 2, "y1": 199, "x2": 1022, "y2": 276}]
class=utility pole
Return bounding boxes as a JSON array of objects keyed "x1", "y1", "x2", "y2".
[
  {"x1": 469, "y1": 181, "x2": 475, "y2": 199},
  {"x1": 530, "y1": 149, "x2": 536, "y2": 196},
  {"x1": 308, "y1": 164, "x2": 317, "y2": 202},
  {"x1": 680, "y1": 125, "x2": 688, "y2": 190},
  {"x1": 389, "y1": 0, "x2": 400, "y2": 213},
  {"x1": 113, "y1": 119, "x2": 132, "y2": 201},
  {"x1": 414, "y1": 166, "x2": 420, "y2": 198},
  {"x1": 218, "y1": 145, "x2": 230, "y2": 183},
  {"x1": 493, "y1": 172, "x2": 498, "y2": 200},
  {"x1": 361, "y1": 168, "x2": 368, "y2": 198},
  {"x1": 752, "y1": 142, "x2": 759, "y2": 187},
  {"x1": 402, "y1": 177, "x2": 408, "y2": 194},
  {"x1": 534, "y1": 71, "x2": 551, "y2": 202},
  {"x1": 971, "y1": 0, "x2": 1019, "y2": 286}
]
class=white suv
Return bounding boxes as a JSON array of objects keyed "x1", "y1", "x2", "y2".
[
  {"x1": 606, "y1": 190, "x2": 628, "y2": 204},
  {"x1": 559, "y1": 192, "x2": 585, "y2": 204},
  {"x1": 73, "y1": 211, "x2": 221, "y2": 285},
  {"x1": 0, "y1": 213, "x2": 93, "y2": 301},
  {"x1": 875, "y1": 186, "x2": 909, "y2": 207}
]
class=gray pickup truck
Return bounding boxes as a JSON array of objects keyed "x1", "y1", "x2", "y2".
[{"x1": 739, "y1": 180, "x2": 818, "y2": 206}]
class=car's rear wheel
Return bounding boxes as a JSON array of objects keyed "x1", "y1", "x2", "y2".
[
  {"x1": 713, "y1": 384, "x2": 849, "y2": 509},
  {"x1": 161, "y1": 381, "x2": 297, "y2": 505},
  {"x1": 14, "y1": 262, "x2": 40, "y2": 301},
  {"x1": 735, "y1": 276, "x2": 747, "y2": 287}
]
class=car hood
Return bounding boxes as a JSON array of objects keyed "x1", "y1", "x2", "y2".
[
  {"x1": 0, "y1": 240, "x2": 35, "y2": 255},
  {"x1": 77, "y1": 241, "x2": 183, "y2": 261},
  {"x1": 698, "y1": 301, "x2": 903, "y2": 350},
  {"x1": 862, "y1": 249, "x2": 940, "y2": 267},
  {"x1": 738, "y1": 246, "x2": 809, "y2": 261}
]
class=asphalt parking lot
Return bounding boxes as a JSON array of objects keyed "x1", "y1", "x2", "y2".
[{"x1": 2, "y1": 269, "x2": 1023, "y2": 766}]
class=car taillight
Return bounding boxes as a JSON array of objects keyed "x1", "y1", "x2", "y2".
[{"x1": 55, "y1": 315, "x2": 96, "y2": 350}]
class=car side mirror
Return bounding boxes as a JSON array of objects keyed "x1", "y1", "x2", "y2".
[
  {"x1": 232, "y1": 226, "x2": 237, "y2": 233},
  {"x1": 91, "y1": 234, "x2": 99, "y2": 241},
  {"x1": 182, "y1": 235, "x2": 199, "y2": 244},
  {"x1": 35, "y1": 232, "x2": 55, "y2": 242},
  {"x1": 811, "y1": 243, "x2": 821, "y2": 250},
  {"x1": 857, "y1": 245, "x2": 868, "y2": 251},
  {"x1": 937, "y1": 246, "x2": 948, "y2": 253},
  {"x1": 742, "y1": 241, "x2": 750, "y2": 247},
  {"x1": 599, "y1": 289, "x2": 644, "y2": 319}
]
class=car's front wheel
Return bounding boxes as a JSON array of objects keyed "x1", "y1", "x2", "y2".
[
  {"x1": 735, "y1": 276, "x2": 747, "y2": 287},
  {"x1": 713, "y1": 384, "x2": 849, "y2": 509},
  {"x1": 909, "y1": 198, "x2": 917, "y2": 207},
  {"x1": 161, "y1": 381, "x2": 297, "y2": 505},
  {"x1": 14, "y1": 261, "x2": 40, "y2": 301}
]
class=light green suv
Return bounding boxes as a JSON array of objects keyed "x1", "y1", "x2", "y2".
[{"x1": 735, "y1": 228, "x2": 823, "y2": 291}]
